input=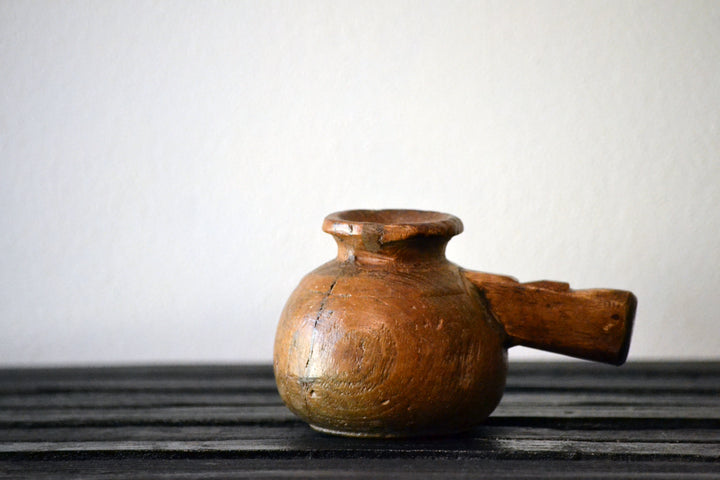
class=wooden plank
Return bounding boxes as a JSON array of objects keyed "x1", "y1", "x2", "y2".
[
  {"x1": 2, "y1": 361, "x2": 718, "y2": 381},
  {"x1": 0, "y1": 364, "x2": 273, "y2": 379},
  {"x1": 0, "y1": 377, "x2": 278, "y2": 395},
  {"x1": 2, "y1": 361, "x2": 714, "y2": 379},
  {"x1": 1, "y1": 458, "x2": 718, "y2": 480},
  {"x1": 2, "y1": 399, "x2": 719, "y2": 425},
  {"x1": 1, "y1": 361, "x2": 716, "y2": 383},
  {"x1": 1, "y1": 362, "x2": 717, "y2": 394},
  {"x1": 1, "y1": 406, "x2": 719, "y2": 430},
  {"x1": 0, "y1": 391, "x2": 282, "y2": 408},
  {"x1": 2, "y1": 362, "x2": 719, "y2": 397},
  {"x1": 1, "y1": 424, "x2": 718, "y2": 444},
  {"x1": 1, "y1": 389, "x2": 716, "y2": 410},
  {"x1": 0, "y1": 437, "x2": 718, "y2": 460}
]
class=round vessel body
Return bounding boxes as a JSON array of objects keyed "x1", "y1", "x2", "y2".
[{"x1": 273, "y1": 244, "x2": 507, "y2": 437}]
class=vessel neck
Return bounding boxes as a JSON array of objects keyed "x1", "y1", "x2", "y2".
[{"x1": 333, "y1": 235, "x2": 450, "y2": 266}]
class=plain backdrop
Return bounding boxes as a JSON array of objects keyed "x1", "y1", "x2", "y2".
[{"x1": 1, "y1": 1, "x2": 719, "y2": 365}]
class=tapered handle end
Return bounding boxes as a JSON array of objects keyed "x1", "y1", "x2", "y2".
[{"x1": 465, "y1": 271, "x2": 637, "y2": 365}]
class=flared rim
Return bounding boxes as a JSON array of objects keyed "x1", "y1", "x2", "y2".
[{"x1": 322, "y1": 209, "x2": 463, "y2": 243}]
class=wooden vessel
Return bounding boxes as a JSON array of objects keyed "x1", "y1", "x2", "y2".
[{"x1": 274, "y1": 209, "x2": 636, "y2": 437}]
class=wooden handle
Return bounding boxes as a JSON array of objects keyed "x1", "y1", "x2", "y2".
[{"x1": 464, "y1": 271, "x2": 636, "y2": 365}]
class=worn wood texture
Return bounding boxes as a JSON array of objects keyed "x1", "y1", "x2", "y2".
[
  {"x1": 464, "y1": 272, "x2": 636, "y2": 365},
  {"x1": 0, "y1": 362, "x2": 718, "y2": 478},
  {"x1": 275, "y1": 209, "x2": 636, "y2": 437}
]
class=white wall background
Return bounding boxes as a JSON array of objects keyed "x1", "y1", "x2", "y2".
[{"x1": 1, "y1": 1, "x2": 718, "y2": 365}]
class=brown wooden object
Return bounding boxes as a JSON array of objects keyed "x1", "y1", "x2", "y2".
[{"x1": 273, "y1": 209, "x2": 636, "y2": 437}]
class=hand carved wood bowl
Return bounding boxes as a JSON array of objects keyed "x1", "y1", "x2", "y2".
[{"x1": 273, "y1": 209, "x2": 636, "y2": 438}]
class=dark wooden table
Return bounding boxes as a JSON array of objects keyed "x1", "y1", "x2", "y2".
[{"x1": 0, "y1": 361, "x2": 718, "y2": 478}]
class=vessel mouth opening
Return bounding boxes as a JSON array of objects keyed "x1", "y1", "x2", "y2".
[{"x1": 322, "y1": 209, "x2": 463, "y2": 242}]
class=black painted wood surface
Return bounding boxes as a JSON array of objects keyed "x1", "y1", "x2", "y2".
[{"x1": 0, "y1": 361, "x2": 718, "y2": 478}]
